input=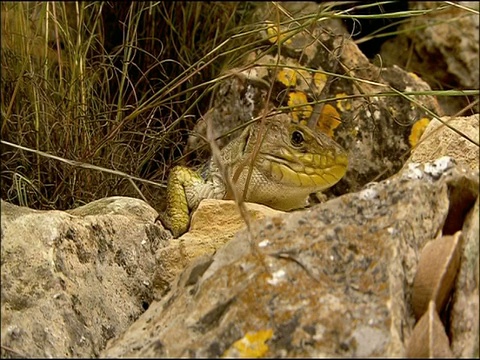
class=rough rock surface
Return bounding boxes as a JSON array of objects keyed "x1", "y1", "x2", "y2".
[
  {"x1": 153, "y1": 200, "x2": 284, "y2": 296},
  {"x1": 405, "y1": 114, "x2": 479, "y2": 171},
  {"x1": 101, "y1": 157, "x2": 478, "y2": 357},
  {"x1": 0, "y1": 197, "x2": 168, "y2": 358},
  {"x1": 0, "y1": 196, "x2": 282, "y2": 358},
  {"x1": 405, "y1": 114, "x2": 479, "y2": 358},
  {"x1": 2, "y1": 135, "x2": 478, "y2": 358},
  {"x1": 450, "y1": 196, "x2": 479, "y2": 357},
  {"x1": 379, "y1": 2, "x2": 479, "y2": 115}
]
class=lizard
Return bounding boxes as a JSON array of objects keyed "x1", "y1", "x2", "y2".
[{"x1": 157, "y1": 113, "x2": 348, "y2": 238}]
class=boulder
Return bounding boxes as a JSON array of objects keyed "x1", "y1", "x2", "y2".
[
  {"x1": 405, "y1": 113, "x2": 479, "y2": 171},
  {"x1": 1, "y1": 197, "x2": 167, "y2": 358},
  {"x1": 379, "y1": 2, "x2": 479, "y2": 115},
  {"x1": 153, "y1": 200, "x2": 284, "y2": 296},
  {"x1": 101, "y1": 157, "x2": 478, "y2": 357},
  {"x1": 0, "y1": 196, "x2": 281, "y2": 358}
]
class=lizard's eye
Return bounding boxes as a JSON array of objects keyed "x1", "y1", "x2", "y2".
[{"x1": 291, "y1": 130, "x2": 304, "y2": 146}]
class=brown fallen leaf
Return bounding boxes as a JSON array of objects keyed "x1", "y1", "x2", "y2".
[
  {"x1": 406, "y1": 300, "x2": 453, "y2": 358},
  {"x1": 412, "y1": 231, "x2": 463, "y2": 320}
]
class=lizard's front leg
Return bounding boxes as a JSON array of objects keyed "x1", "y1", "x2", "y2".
[{"x1": 157, "y1": 166, "x2": 205, "y2": 238}]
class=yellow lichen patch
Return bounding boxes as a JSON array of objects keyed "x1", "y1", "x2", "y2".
[
  {"x1": 277, "y1": 68, "x2": 297, "y2": 87},
  {"x1": 335, "y1": 93, "x2": 352, "y2": 112},
  {"x1": 266, "y1": 22, "x2": 292, "y2": 45},
  {"x1": 288, "y1": 91, "x2": 312, "y2": 123},
  {"x1": 222, "y1": 329, "x2": 274, "y2": 358},
  {"x1": 408, "y1": 72, "x2": 422, "y2": 82},
  {"x1": 409, "y1": 118, "x2": 431, "y2": 147},
  {"x1": 313, "y1": 72, "x2": 327, "y2": 91},
  {"x1": 317, "y1": 104, "x2": 342, "y2": 138}
]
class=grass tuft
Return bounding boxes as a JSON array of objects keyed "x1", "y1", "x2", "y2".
[{"x1": 1, "y1": 1, "x2": 260, "y2": 210}]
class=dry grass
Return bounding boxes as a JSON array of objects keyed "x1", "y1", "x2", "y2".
[{"x1": 1, "y1": 1, "x2": 260, "y2": 210}]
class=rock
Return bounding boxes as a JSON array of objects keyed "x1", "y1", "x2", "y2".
[
  {"x1": 402, "y1": 110, "x2": 479, "y2": 357},
  {"x1": 405, "y1": 114, "x2": 479, "y2": 172},
  {"x1": 449, "y1": 196, "x2": 479, "y2": 357},
  {"x1": 0, "y1": 197, "x2": 168, "y2": 358},
  {"x1": 0, "y1": 194, "x2": 281, "y2": 358},
  {"x1": 153, "y1": 199, "x2": 284, "y2": 296},
  {"x1": 189, "y1": 198, "x2": 284, "y2": 235},
  {"x1": 329, "y1": 1, "x2": 409, "y2": 59},
  {"x1": 66, "y1": 196, "x2": 158, "y2": 219},
  {"x1": 379, "y1": 2, "x2": 479, "y2": 115},
  {"x1": 101, "y1": 158, "x2": 478, "y2": 357}
]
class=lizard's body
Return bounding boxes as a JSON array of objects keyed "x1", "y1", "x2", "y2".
[{"x1": 160, "y1": 114, "x2": 348, "y2": 237}]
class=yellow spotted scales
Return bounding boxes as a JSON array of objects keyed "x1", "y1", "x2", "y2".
[{"x1": 158, "y1": 114, "x2": 348, "y2": 238}]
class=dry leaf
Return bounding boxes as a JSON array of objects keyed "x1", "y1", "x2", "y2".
[
  {"x1": 412, "y1": 231, "x2": 462, "y2": 320},
  {"x1": 406, "y1": 300, "x2": 453, "y2": 357}
]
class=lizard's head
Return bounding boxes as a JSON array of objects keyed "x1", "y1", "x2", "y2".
[{"x1": 250, "y1": 114, "x2": 348, "y2": 192}]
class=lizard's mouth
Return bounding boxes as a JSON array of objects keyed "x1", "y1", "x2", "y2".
[{"x1": 263, "y1": 150, "x2": 348, "y2": 190}]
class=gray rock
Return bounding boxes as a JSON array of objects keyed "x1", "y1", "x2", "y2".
[
  {"x1": 153, "y1": 200, "x2": 284, "y2": 296},
  {"x1": 379, "y1": 2, "x2": 479, "y2": 115},
  {"x1": 101, "y1": 158, "x2": 478, "y2": 357},
  {"x1": 450, "y1": 197, "x2": 479, "y2": 357},
  {"x1": 405, "y1": 114, "x2": 479, "y2": 172},
  {"x1": 1, "y1": 197, "x2": 168, "y2": 358}
]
